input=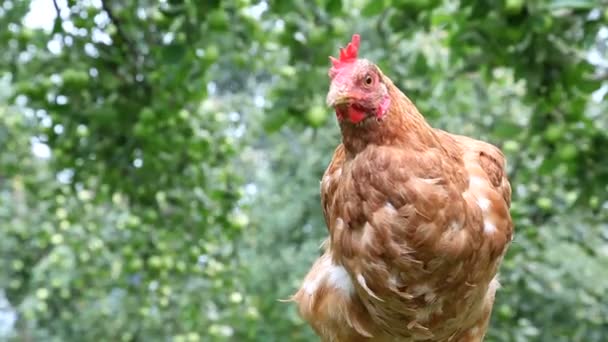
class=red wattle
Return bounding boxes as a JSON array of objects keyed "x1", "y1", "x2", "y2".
[{"x1": 347, "y1": 107, "x2": 366, "y2": 123}]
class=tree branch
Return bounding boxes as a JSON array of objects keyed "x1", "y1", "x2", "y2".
[
  {"x1": 52, "y1": 0, "x2": 60, "y2": 16},
  {"x1": 99, "y1": 0, "x2": 152, "y2": 98},
  {"x1": 100, "y1": 0, "x2": 140, "y2": 71}
]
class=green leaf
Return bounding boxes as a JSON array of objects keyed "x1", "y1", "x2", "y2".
[
  {"x1": 264, "y1": 111, "x2": 291, "y2": 132},
  {"x1": 362, "y1": 0, "x2": 387, "y2": 17},
  {"x1": 162, "y1": 44, "x2": 187, "y2": 64},
  {"x1": 325, "y1": 0, "x2": 342, "y2": 14}
]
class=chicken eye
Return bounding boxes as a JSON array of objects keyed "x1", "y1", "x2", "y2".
[{"x1": 364, "y1": 75, "x2": 373, "y2": 85}]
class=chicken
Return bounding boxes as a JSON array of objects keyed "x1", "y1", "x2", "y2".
[{"x1": 292, "y1": 34, "x2": 513, "y2": 341}]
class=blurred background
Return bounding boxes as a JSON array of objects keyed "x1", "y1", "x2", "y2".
[{"x1": 0, "y1": 0, "x2": 607, "y2": 341}]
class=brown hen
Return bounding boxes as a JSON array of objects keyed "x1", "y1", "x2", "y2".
[{"x1": 292, "y1": 34, "x2": 513, "y2": 342}]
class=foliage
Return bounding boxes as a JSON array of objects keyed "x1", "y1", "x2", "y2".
[{"x1": 0, "y1": 0, "x2": 607, "y2": 341}]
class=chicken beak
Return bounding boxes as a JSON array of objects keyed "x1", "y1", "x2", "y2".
[{"x1": 326, "y1": 84, "x2": 350, "y2": 108}]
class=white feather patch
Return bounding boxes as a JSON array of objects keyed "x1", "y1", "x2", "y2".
[
  {"x1": 476, "y1": 197, "x2": 491, "y2": 212},
  {"x1": 302, "y1": 257, "x2": 354, "y2": 296},
  {"x1": 384, "y1": 202, "x2": 397, "y2": 214},
  {"x1": 327, "y1": 263, "x2": 354, "y2": 295},
  {"x1": 483, "y1": 218, "x2": 497, "y2": 234},
  {"x1": 469, "y1": 176, "x2": 485, "y2": 188}
]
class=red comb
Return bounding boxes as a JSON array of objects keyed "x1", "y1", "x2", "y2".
[{"x1": 329, "y1": 34, "x2": 360, "y2": 74}]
